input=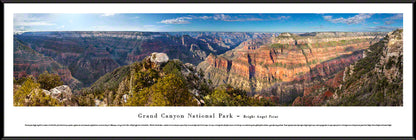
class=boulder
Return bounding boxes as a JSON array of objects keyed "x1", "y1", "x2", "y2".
[
  {"x1": 150, "y1": 52, "x2": 169, "y2": 65},
  {"x1": 49, "y1": 85, "x2": 72, "y2": 101}
]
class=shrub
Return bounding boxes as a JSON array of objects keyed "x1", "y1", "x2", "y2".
[
  {"x1": 38, "y1": 71, "x2": 64, "y2": 90},
  {"x1": 162, "y1": 60, "x2": 182, "y2": 76},
  {"x1": 14, "y1": 76, "x2": 62, "y2": 106}
]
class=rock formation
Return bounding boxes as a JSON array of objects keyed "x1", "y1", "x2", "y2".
[
  {"x1": 14, "y1": 31, "x2": 273, "y2": 88},
  {"x1": 14, "y1": 30, "x2": 402, "y2": 106},
  {"x1": 198, "y1": 32, "x2": 386, "y2": 92},
  {"x1": 13, "y1": 39, "x2": 81, "y2": 89},
  {"x1": 81, "y1": 53, "x2": 212, "y2": 106},
  {"x1": 150, "y1": 52, "x2": 169, "y2": 65},
  {"x1": 49, "y1": 85, "x2": 72, "y2": 100}
]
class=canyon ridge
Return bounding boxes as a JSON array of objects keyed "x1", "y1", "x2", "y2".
[{"x1": 13, "y1": 29, "x2": 403, "y2": 106}]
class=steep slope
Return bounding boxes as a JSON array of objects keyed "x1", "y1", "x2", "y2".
[
  {"x1": 76, "y1": 53, "x2": 213, "y2": 106},
  {"x1": 327, "y1": 29, "x2": 403, "y2": 106},
  {"x1": 76, "y1": 52, "x2": 274, "y2": 106},
  {"x1": 79, "y1": 64, "x2": 131, "y2": 96},
  {"x1": 13, "y1": 39, "x2": 81, "y2": 88}
]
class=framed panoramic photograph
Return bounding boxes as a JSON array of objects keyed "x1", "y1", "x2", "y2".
[{"x1": 2, "y1": 1, "x2": 414, "y2": 140}]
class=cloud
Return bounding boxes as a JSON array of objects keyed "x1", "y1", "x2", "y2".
[
  {"x1": 244, "y1": 18, "x2": 264, "y2": 21},
  {"x1": 159, "y1": 14, "x2": 291, "y2": 24},
  {"x1": 91, "y1": 24, "x2": 166, "y2": 31},
  {"x1": 189, "y1": 14, "x2": 234, "y2": 21},
  {"x1": 212, "y1": 14, "x2": 290, "y2": 22},
  {"x1": 15, "y1": 21, "x2": 55, "y2": 26},
  {"x1": 159, "y1": 16, "x2": 192, "y2": 24},
  {"x1": 16, "y1": 26, "x2": 26, "y2": 32},
  {"x1": 384, "y1": 14, "x2": 403, "y2": 25},
  {"x1": 92, "y1": 25, "x2": 106, "y2": 29},
  {"x1": 213, "y1": 14, "x2": 232, "y2": 21},
  {"x1": 14, "y1": 14, "x2": 55, "y2": 26},
  {"x1": 14, "y1": 13, "x2": 56, "y2": 31},
  {"x1": 199, "y1": 16, "x2": 212, "y2": 20},
  {"x1": 384, "y1": 21, "x2": 394, "y2": 25},
  {"x1": 57, "y1": 25, "x2": 65, "y2": 29},
  {"x1": 101, "y1": 13, "x2": 116, "y2": 16},
  {"x1": 387, "y1": 13, "x2": 403, "y2": 20},
  {"x1": 270, "y1": 16, "x2": 291, "y2": 20},
  {"x1": 323, "y1": 13, "x2": 373, "y2": 24}
]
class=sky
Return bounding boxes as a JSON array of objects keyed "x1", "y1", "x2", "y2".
[{"x1": 14, "y1": 13, "x2": 403, "y2": 32}]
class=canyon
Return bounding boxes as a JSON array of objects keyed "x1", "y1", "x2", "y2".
[
  {"x1": 197, "y1": 32, "x2": 389, "y2": 105},
  {"x1": 14, "y1": 32, "x2": 275, "y2": 88},
  {"x1": 13, "y1": 30, "x2": 403, "y2": 106},
  {"x1": 14, "y1": 39, "x2": 81, "y2": 88},
  {"x1": 197, "y1": 32, "x2": 386, "y2": 91}
]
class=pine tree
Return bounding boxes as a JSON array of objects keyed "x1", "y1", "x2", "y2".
[{"x1": 150, "y1": 74, "x2": 197, "y2": 106}]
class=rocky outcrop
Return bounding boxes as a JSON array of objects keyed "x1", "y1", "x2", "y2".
[
  {"x1": 82, "y1": 53, "x2": 211, "y2": 106},
  {"x1": 205, "y1": 54, "x2": 232, "y2": 72},
  {"x1": 290, "y1": 70, "x2": 344, "y2": 106},
  {"x1": 14, "y1": 83, "x2": 77, "y2": 106},
  {"x1": 49, "y1": 85, "x2": 73, "y2": 102},
  {"x1": 150, "y1": 52, "x2": 169, "y2": 65}
]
